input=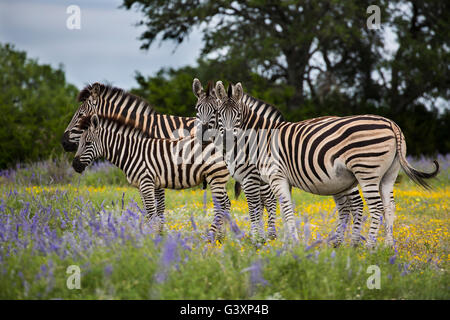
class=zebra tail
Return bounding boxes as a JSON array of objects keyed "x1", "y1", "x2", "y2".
[
  {"x1": 391, "y1": 121, "x2": 439, "y2": 190},
  {"x1": 234, "y1": 182, "x2": 242, "y2": 199}
]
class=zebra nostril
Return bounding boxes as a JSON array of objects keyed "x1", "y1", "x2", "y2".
[{"x1": 72, "y1": 156, "x2": 85, "y2": 173}]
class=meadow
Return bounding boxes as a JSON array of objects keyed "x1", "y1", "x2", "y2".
[{"x1": 0, "y1": 154, "x2": 448, "y2": 299}]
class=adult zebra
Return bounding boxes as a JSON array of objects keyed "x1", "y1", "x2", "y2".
[
  {"x1": 194, "y1": 81, "x2": 365, "y2": 246},
  {"x1": 193, "y1": 79, "x2": 280, "y2": 241},
  {"x1": 72, "y1": 113, "x2": 230, "y2": 238},
  {"x1": 62, "y1": 82, "x2": 276, "y2": 240},
  {"x1": 214, "y1": 82, "x2": 439, "y2": 248}
]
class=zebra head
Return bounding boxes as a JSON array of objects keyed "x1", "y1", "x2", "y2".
[
  {"x1": 72, "y1": 114, "x2": 103, "y2": 173},
  {"x1": 215, "y1": 81, "x2": 244, "y2": 138},
  {"x1": 193, "y1": 78, "x2": 220, "y2": 143},
  {"x1": 62, "y1": 83, "x2": 102, "y2": 152}
]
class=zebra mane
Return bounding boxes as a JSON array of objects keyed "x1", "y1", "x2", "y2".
[
  {"x1": 77, "y1": 83, "x2": 157, "y2": 115},
  {"x1": 205, "y1": 80, "x2": 214, "y2": 97},
  {"x1": 241, "y1": 93, "x2": 284, "y2": 121}
]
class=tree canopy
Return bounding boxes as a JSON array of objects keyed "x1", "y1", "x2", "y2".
[
  {"x1": 122, "y1": 0, "x2": 449, "y2": 112},
  {"x1": 0, "y1": 43, "x2": 78, "y2": 169}
]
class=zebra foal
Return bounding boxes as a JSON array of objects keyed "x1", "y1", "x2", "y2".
[{"x1": 72, "y1": 113, "x2": 230, "y2": 238}]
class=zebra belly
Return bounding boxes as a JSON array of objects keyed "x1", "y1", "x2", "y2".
[
  {"x1": 155, "y1": 165, "x2": 203, "y2": 190},
  {"x1": 296, "y1": 159, "x2": 357, "y2": 195}
]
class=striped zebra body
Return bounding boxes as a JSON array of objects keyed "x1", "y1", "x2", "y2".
[
  {"x1": 193, "y1": 79, "x2": 282, "y2": 241},
  {"x1": 73, "y1": 114, "x2": 230, "y2": 238},
  {"x1": 215, "y1": 82, "x2": 439, "y2": 247}
]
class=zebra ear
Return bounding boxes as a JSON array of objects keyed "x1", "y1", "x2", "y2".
[
  {"x1": 233, "y1": 82, "x2": 244, "y2": 101},
  {"x1": 215, "y1": 81, "x2": 227, "y2": 101},
  {"x1": 90, "y1": 114, "x2": 99, "y2": 129},
  {"x1": 192, "y1": 78, "x2": 203, "y2": 98}
]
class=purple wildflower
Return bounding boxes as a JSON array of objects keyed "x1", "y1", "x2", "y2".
[
  {"x1": 104, "y1": 264, "x2": 113, "y2": 278},
  {"x1": 155, "y1": 236, "x2": 179, "y2": 283},
  {"x1": 189, "y1": 213, "x2": 197, "y2": 232},
  {"x1": 242, "y1": 259, "x2": 268, "y2": 294}
]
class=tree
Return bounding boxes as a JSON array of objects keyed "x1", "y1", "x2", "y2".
[
  {"x1": 130, "y1": 67, "x2": 198, "y2": 116},
  {"x1": 122, "y1": 0, "x2": 448, "y2": 113},
  {"x1": 0, "y1": 43, "x2": 78, "y2": 169},
  {"x1": 383, "y1": 1, "x2": 450, "y2": 115}
]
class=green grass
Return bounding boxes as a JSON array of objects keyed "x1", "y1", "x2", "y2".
[{"x1": 0, "y1": 160, "x2": 448, "y2": 299}]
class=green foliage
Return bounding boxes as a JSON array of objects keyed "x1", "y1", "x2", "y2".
[
  {"x1": 0, "y1": 43, "x2": 78, "y2": 169},
  {"x1": 130, "y1": 67, "x2": 198, "y2": 116}
]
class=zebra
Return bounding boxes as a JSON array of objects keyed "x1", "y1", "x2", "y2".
[
  {"x1": 193, "y1": 78, "x2": 280, "y2": 241},
  {"x1": 214, "y1": 81, "x2": 439, "y2": 248},
  {"x1": 195, "y1": 80, "x2": 365, "y2": 246},
  {"x1": 72, "y1": 113, "x2": 230, "y2": 238},
  {"x1": 62, "y1": 82, "x2": 278, "y2": 241}
]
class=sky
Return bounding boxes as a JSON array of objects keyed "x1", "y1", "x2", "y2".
[
  {"x1": 0, "y1": 1, "x2": 447, "y2": 112},
  {"x1": 0, "y1": 0, "x2": 203, "y2": 90}
]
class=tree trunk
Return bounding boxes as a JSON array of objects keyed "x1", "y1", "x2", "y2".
[{"x1": 284, "y1": 48, "x2": 307, "y2": 111}]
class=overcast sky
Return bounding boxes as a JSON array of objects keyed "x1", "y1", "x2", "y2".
[{"x1": 0, "y1": 0, "x2": 203, "y2": 90}]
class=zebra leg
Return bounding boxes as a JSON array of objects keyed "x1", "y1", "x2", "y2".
[
  {"x1": 268, "y1": 177, "x2": 299, "y2": 243},
  {"x1": 346, "y1": 187, "x2": 364, "y2": 246},
  {"x1": 380, "y1": 158, "x2": 400, "y2": 247},
  {"x1": 359, "y1": 180, "x2": 384, "y2": 249},
  {"x1": 154, "y1": 188, "x2": 166, "y2": 234},
  {"x1": 260, "y1": 183, "x2": 277, "y2": 240},
  {"x1": 332, "y1": 192, "x2": 352, "y2": 247},
  {"x1": 242, "y1": 176, "x2": 265, "y2": 243},
  {"x1": 139, "y1": 177, "x2": 159, "y2": 233},
  {"x1": 208, "y1": 179, "x2": 229, "y2": 243},
  {"x1": 216, "y1": 191, "x2": 231, "y2": 242}
]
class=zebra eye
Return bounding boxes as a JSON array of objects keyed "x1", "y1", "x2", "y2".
[{"x1": 86, "y1": 141, "x2": 92, "y2": 146}]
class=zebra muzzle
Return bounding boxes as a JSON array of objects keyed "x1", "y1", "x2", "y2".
[
  {"x1": 62, "y1": 131, "x2": 78, "y2": 152},
  {"x1": 72, "y1": 156, "x2": 86, "y2": 173}
]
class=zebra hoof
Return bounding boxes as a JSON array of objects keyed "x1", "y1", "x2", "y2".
[
  {"x1": 331, "y1": 240, "x2": 342, "y2": 248},
  {"x1": 350, "y1": 240, "x2": 361, "y2": 248},
  {"x1": 384, "y1": 238, "x2": 394, "y2": 247},
  {"x1": 366, "y1": 242, "x2": 377, "y2": 250},
  {"x1": 267, "y1": 232, "x2": 277, "y2": 241},
  {"x1": 216, "y1": 232, "x2": 226, "y2": 244},
  {"x1": 205, "y1": 230, "x2": 216, "y2": 243}
]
